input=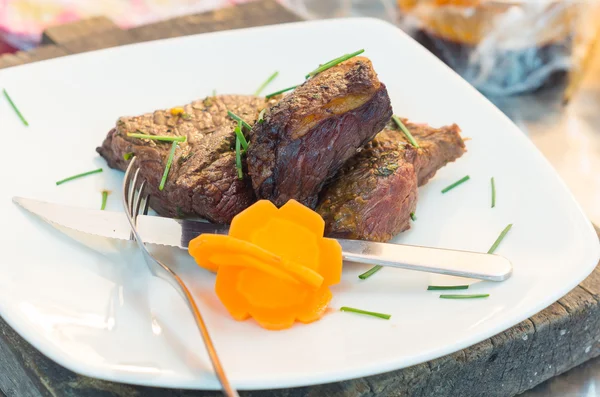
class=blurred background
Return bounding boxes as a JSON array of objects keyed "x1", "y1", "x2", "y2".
[{"x1": 1, "y1": 0, "x2": 599, "y2": 226}]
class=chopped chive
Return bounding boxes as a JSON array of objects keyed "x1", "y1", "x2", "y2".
[
  {"x1": 358, "y1": 265, "x2": 382, "y2": 280},
  {"x1": 487, "y1": 224, "x2": 513, "y2": 254},
  {"x1": 258, "y1": 108, "x2": 266, "y2": 124},
  {"x1": 100, "y1": 190, "x2": 109, "y2": 210},
  {"x1": 56, "y1": 168, "x2": 103, "y2": 186},
  {"x1": 227, "y1": 110, "x2": 252, "y2": 131},
  {"x1": 3, "y1": 89, "x2": 29, "y2": 126},
  {"x1": 265, "y1": 85, "x2": 298, "y2": 99},
  {"x1": 123, "y1": 152, "x2": 134, "y2": 161},
  {"x1": 255, "y1": 71, "x2": 279, "y2": 96},
  {"x1": 440, "y1": 294, "x2": 489, "y2": 299},
  {"x1": 235, "y1": 135, "x2": 243, "y2": 180},
  {"x1": 340, "y1": 306, "x2": 391, "y2": 320},
  {"x1": 491, "y1": 177, "x2": 496, "y2": 208},
  {"x1": 305, "y1": 49, "x2": 365, "y2": 79},
  {"x1": 127, "y1": 133, "x2": 186, "y2": 143},
  {"x1": 212, "y1": 89, "x2": 216, "y2": 97},
  {"x1": 410, "y1": 212, "x2": 417, "y2": 221},
  {"x1": 428, "y1": 285, "x2": 469, "y2": 291},
  {"x1": 159, "y1": 141, "x2": 178, "y2": 191},
  {"x1": 441, "y1": 175, "x2": 470, "y2": 193},
  {"x1": 234, "y1": 121, "x2": 248, "y2": 151},
  {"x1": 392, "y1": 115, "x2": 420, "y2": 148}
]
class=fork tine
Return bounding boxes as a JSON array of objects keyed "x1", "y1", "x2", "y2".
[
  {"x1": 141, "y1": 194, "x2": 150, "y2": 216},
  {"x1": 129, "y1": 168, "x2": 141, "y2": 217},
  {"x1": 121, "y1": 157, "x2": 238, "y2": 397},
  {"x1": 132, "y1": 180, "x2": 146, "y2": 223}
]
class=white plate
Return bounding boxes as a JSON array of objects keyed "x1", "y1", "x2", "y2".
[{"x1": 1, "y1": 18, "x2": 598, "y2": 390}]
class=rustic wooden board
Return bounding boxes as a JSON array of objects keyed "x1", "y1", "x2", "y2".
[{"x1": 1, "y1": 2, "x2": 600, "y2": 395}]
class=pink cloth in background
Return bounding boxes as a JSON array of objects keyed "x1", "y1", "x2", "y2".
[{"x1": 0, "y1": 0, "x2": 254, "y2": 52}]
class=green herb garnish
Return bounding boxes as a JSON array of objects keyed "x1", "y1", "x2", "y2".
[
  {"x1": 227, "y1": 110, "x2": 252, "y2": 131},
  {"x1": 123, "y1": 152, "x2": 134, "y2": 161},
  {"x1": 265, "y1": 85, "x2": 298, "y2": 99},
  {"x1": 439, "y1": 294, "x2": 489, "y2": 299},
  {"x1": 428, "y1": 285, "x2": 469, "y2": 291},
  {"x1": 441, "y1": 175, "x2": 470, "y2": 193},
  {"x1": 340, "y1": 306, "x2": 391, "y2": 320},
  {"x1": 392, "y1": 115, "x2": 419, "y2": 148},
  {"x1": 212, "y1": 89, "x2": 216, "y2": 97},
  {"x1": 3, "y1": 89, "x2": 29, "y2": 126},
  {"x1": 410, "y1": 212, "x2": 417, "y2": 221},
  {"x1": 127, "y1": 133, "x2": 186, "y2": 143},
  {"x1": 358, "y1": 265, "x2": 382, "y2": 280},
  {"x1": 235, "y1": 135, "x2": 243, "y2": 180},
  {"x1": 56, "y1": 168, "x2": 103, "y2": 186},
  {"x1": 305, "y1": 49, "x2": 365, "y2": 79},
  {"x1": 258, "y1": 108, "x2": 266, "y2": 124},
  {"x1": 100, "y1": 190, "x2": 109, "y2": 210},
  {"x1": 234, "y1": 120, "x2": 248, "y2": 151},
  {"x1": 491, "y1": 177, "x2": 496, "y2": 208},
  {"x1": 255, "y1": 71, "x2": 279, "y2": 96},
  {"x1": 159, "y1": 141, "x2": 178, "y2": 191},
  {"x1": 487, "y1": 224, "x2": 513, "y2": 254}
]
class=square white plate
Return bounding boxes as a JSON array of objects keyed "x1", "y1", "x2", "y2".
[{"x1": 1, "y1": 18, "x2": 598, "y2": 390}]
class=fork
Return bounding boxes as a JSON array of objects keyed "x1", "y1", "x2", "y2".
[{"x1": 122, "y1": 157, "x2": 239, "y2": 397}]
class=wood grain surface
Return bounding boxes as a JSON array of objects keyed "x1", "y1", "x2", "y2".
[{"x1": 1, "y1": 1, "x2": 599, "y2": 396}]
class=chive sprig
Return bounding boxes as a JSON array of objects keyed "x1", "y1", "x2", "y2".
[
  {"x1": 491, "y1": 177, "x2": 496, "y2": 208},
  {"x1": 227, "y1": 111, "x2": 252, "y2": 131},
  {"x1": 305, "y1": 49, "x2": 365, "y2": 79},
  {"x1": 487, "y1": 224, "x2": 513, "y2": 254},
  {"x1": 127, "y1": 133, "x2": 186, "y2": 143},
  {"x1": 255, "y1": 71, "x2": 279, "y2": 96},
  {"x1": 265, "y1": 85, "x2": 298, "y2": 99},
  {"x1": 234, "y1": 121, "x2": 248, "y2": 151},
  {"x1": 358, "y1": 265, "x2": 382, "y2": 280},
  {"x1": 428, "y1": 285, "x2": 469, "y2": 291},
  {"x1": 159, "y1": 141, "x2": 178, "y2": 191},
  {"x1": 3, "y1": 89, "x2": 28, "y2": 126},
  {"x1": 441, "y1": 175, "x2": 470, "y2": 193},
  {"x1": 56, "y1": 168, "x2": 103, "y2": 186},
  {"x1": 440, "y1": 294, "x2": 489, "y2": 299},
  {"x1": 100, "y1": 190, "x2": 109, "y2": 210},
  {"x1": 235, "y1": 134, "x2": 243, "y2": 179},
  {"x1": 392, "y1": 115, "x2": 419, "y2": 148},
  {"x1": 340, "y1": 306, "x2": 391, "y2": 320}
]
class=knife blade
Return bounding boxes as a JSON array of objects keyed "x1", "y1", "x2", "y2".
[{"x1": 13, "y1": 196, "x2": 513, "y2": 281}]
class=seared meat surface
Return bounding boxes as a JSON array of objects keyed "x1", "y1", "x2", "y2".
[
  {"x1": 97, "y1": 55, "x2": 467, "y2": 242},
  {"x1": 97, "y1": 95, "x2": 273, "y2": 223},
  {"x1": 248, "y1": 57, "x2": 393, "y2": 208},
  {"x1": 317, "y1": 121, "x2": 466, "y2": 242}
]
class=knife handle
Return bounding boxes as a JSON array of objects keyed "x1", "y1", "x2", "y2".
[{"x1": 338, "y1": 239, "x2": 512, "y2": 282}]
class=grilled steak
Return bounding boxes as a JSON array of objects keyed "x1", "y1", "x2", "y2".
[
  {"x1": 248, "y1": 57, "x2": 393, "y2": 208},
  {"x1": 97, "y1": 95, "x2": 274, "y2": 223},
  {"x1": 317, "y1": 121, "x2": 466, "y2": 242}
]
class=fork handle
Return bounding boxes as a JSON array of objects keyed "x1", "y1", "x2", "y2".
[
  {"x1": 168, "y1": 268, "x2": 240, "y2": 397},
  {"x1": 338, "y1": 240, "x2": 512, "y2": 282}
]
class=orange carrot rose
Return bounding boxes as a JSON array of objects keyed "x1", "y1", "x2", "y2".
[{"x1": 188, "y1": 200, "x2": 343, "y2": 330}]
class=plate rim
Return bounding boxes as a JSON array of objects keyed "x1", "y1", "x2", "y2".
[{"x1": 1, "y1": 16, "x2": 599, "y2": 390}]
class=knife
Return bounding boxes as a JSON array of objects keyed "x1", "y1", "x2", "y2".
[{"x1": 12, "y1": 196, "x2": 512, "y2": 281}]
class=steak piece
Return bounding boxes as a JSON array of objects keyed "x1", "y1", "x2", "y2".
[
  {"x1": 317, "y1": 121, "x2": 466, "y2": 242},
  {"x1": 97, "y1": 95, "x2": 274, "y2": 223},
  {"x1": 248, "y1": 56, "x2": 393, "y2": 208}
]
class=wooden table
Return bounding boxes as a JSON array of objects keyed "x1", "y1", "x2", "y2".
[{"x1": 1, "y1": 1, "x2": 599, "y2": 396}]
